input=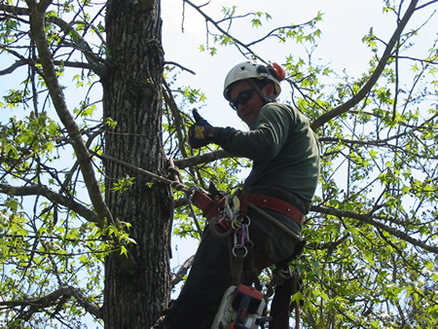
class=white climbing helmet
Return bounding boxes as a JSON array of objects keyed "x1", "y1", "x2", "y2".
[{"x1": 223, "y1": 60, "x2": 286, "y2": 100}]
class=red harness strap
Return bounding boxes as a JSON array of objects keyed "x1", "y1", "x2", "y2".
[
  {"x1": 241, "y1": 193, "x2": 303, "y2": 227},
  {"x1": 191, "y1": 189, "x2": 224, "y2": 219},
  {"x1": 191, "y1": 190, "x2": 303, "y2": 227}
]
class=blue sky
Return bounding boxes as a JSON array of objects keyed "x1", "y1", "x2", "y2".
[{"x1": 161, "y1": 0, "x2": 392, "y2": 128}]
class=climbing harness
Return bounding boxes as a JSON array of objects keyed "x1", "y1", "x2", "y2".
[
  {"x1": 207, "y1": 192, "x2": 267, "y2": 329},
  {"x1": 191, "y1": 187, "x2": 305, "y2": 329},
  {"x1": 186, "y1": 183, "x2": 304, "y2": 329},
  {"x1": 191, "y1": 188, "x2": 304, "y2": 244}
]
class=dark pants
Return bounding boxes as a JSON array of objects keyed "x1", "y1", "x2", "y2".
[{"x1": 166, "y1": 207, "x2": 300, "y2": 329}]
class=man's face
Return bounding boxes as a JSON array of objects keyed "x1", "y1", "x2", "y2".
[{"x1": 229, "y1": 80, "x2": 265, "y2": 126}]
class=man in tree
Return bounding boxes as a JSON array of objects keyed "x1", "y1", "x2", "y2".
[{"x1": 152, "y1": 60, "x2": 320, "y2": 329}]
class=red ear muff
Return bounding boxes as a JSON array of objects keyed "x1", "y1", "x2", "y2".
[{"x1": 269, "y1": 63, "x2": 286, "y2": 81}]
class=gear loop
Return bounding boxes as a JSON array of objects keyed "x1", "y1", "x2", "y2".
[
  {"x1": 239, "y1": 215, "x2": 251, "y2": 226},
  {"x1": 232, "y1": 244, "x2": 248, "y2": 258},
  {"x1": 231, "y1": 219, "x2": 242, "y2": 230},
  {"x1": 245, "y1": 239, "x2": 254, "y2": 248}
]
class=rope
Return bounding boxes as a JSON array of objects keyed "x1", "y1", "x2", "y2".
[
  {"x1": 98, "y1": 155, "x2": 303, "y2": 243},
  {"x1": 248, "y1": 203, "x2": 304, "y2": 242},
  {"x1": 98, "y1": 153, "x2": 205, "y2": 238},
  {"x1": 98, "y1": 153, "x2": 192, "y2": 194}
]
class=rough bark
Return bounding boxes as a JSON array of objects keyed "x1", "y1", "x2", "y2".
[{"x1": 103, "y1": 1, "x2": 172, "y2": 327}]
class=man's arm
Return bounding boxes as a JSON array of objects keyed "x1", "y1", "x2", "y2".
[{"x1": 212, "y1": 104, "x2": 293, "y2": 162}]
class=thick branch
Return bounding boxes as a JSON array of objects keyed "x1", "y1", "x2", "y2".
[
  {"x1": 0, "y1": 3, "x2": 29, "y2": 16},
  {"x1": 173, "y1": 150, "x2": 232, "y2": 169},
  {"x1": 311, "y1": 204, "x2": 438, "y2": 253},
  {"x1": 0, "y1": 58, "x2": 96, "y2": 76},
  {"x1": 0, "y1": 183, "x2": 98, "y2": 223},
  {"x1": 311, "y1": 0, "x2": 419, "y2": 131},
  {"x1": 0, "y1": 286, "x2": 102, "y2": 319},
  {"x1": 25, "y1": 1, "x2": 113, "y2": 226},
  {"x1": 171, "y1": 255, "x2": 194, "y2": 286},
  {"x1": 53, "y1": 59, "x2": 97, "y2": 70},
  {"x1": 0, "y1": 59, "x2": 27, "y2": 75}
]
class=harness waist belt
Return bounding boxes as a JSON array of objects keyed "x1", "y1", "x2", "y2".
[
  {"x1": 192, "y1": 189, "x2": 222, "y2": 219},
  {"x1": 243, "y1": 193, "x2": 304, "y2": 227}
]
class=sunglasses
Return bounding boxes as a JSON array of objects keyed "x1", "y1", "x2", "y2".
[{"x1": 229, "y1": 89, "x2": 255, "y2": 110}]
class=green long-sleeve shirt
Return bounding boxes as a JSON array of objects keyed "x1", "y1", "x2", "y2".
[{"x1": 212, "y1": 103, "x2": 320, "y2": 213}]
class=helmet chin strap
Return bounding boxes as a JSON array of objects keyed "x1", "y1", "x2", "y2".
[{"x1": 249, "y1": 80, "x2": 276, "y2": 104}]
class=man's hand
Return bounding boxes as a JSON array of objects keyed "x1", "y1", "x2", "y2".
[{"x1": 188, "y1": 109, "x2": 214, "y2": 149}]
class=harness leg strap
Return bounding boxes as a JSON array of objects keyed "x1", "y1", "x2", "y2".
[{"x1": 269, "y1": 269, "x2": 302, "y2": 329}]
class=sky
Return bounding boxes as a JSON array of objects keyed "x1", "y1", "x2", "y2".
[{"x1": 161, "y1": 0, "x2": 392, "y2": 129}]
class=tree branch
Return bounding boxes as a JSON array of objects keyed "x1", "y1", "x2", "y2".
[
  {"x1": 163, "y1": 81, "x2": 189, "y2": 158},
  {"x1": 306, "y1": 234, "x2": 350, "y2": 251},
  {"x1": 184, "y1": 0, "x2": 318, "y2": 61},
  {"x1": 52, "y1": 59, "x2": 97, "y2": 70},
  {"x1": 0, "y1": 3, "x2": 29, "y2": 16},
  {"x1": 171, "y1": 255, "x2": 195, "y2": 286},
  {"x1": 25, "y1": 1, "x2": 113, "y2": 226},
  {"x1": 0, "y1": 286, "x2": 102, "y2": 319},
  {"x1": 173, "y1": 149, "x2": 232, "y2": 169},
  {"x1": 47, "y1": 15, "x2": 107, "y2": 76},
  {"x1": 0, "y1": 57, "x2": 96, "y2": 76},
  {"x1": 184, "y1": 0, "x2": 259, "y2": 59},
  {"x1": 311, "y1": 204, "x2": 438, "y2": 253},
  {"x1": 246, "y1": 21, "x2": 319, "y2": 47},
  {"x1": 164, "y1": 61, "x2": 196, "y2": 75},
  {"x1": 0, "y1": 59, "x2": 27, "y2": 75},
  {"x1": 0, "y1": 3, "x2": 106, "y2": 76},
  {"x1": 319, "y1": 135, "x2": 404, "y2": 147},
  {"x1": 311, "y1": 0, "x2": 420, "y2": 131},
  {"x1": 37, "y1": 0, "x2": 52, "y2": 11},
  {"x1": 0, "y1": 183, "x2": 98, "y2": 223}
]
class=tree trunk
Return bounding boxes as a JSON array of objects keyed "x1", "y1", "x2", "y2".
[{"x1": 102, "y1": 1, "x2": 171, "y2": 327}]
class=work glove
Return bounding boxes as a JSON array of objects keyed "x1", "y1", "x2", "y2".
[{"x1": 188, "y1": 109, "x2": 214, "y2": 149}]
